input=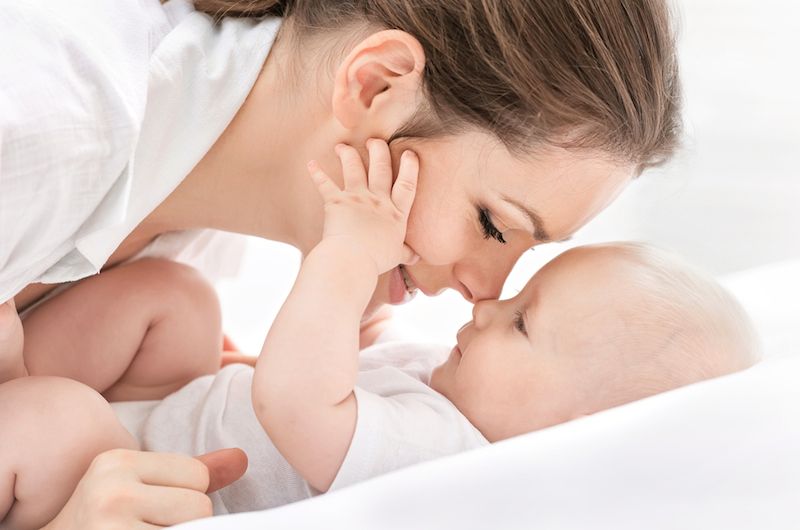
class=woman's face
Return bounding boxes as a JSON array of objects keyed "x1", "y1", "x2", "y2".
[{"x1": 364, "y1": 131, "x2": 633, "y2": 316}]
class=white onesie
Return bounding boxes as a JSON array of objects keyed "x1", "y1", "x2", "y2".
[{"x1": 111, "y1": 342, "x2": 488, "y2": 514}]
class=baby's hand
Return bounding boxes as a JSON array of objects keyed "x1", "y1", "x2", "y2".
[{"x1": 308, "y1": 140, "x2": 419, "y2": 274}]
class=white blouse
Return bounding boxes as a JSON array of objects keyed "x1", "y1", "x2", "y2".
[{"x1": 0, "y1": 0, "x2": 280, "y2": 302}]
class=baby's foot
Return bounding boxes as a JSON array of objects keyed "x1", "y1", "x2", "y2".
[{"x1": 0, "y1": 299, "x2": 26, "y2": 383}]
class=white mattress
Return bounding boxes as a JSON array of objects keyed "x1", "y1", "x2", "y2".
[{"x1": 176, "y1": 258, "x2": 800, "y2": 530}]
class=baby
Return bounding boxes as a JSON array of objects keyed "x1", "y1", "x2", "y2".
[
  {"x1": 248, "y1": 147, "x2": 760, "y2": 494},
  {"x1": 0, "y1": 146, "x2": 759, "y2": 527}
]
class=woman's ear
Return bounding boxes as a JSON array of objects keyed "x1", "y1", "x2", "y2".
[{"x1": 332, "y1": 30, "x2": 425, "y2": 135}]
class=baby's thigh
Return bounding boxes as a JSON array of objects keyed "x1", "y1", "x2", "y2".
[
  {"x1": 0, "y1": 376, "x2": 137, "y2": 529},
  {"x1": 22, "y1": 258, "x2": 222, "y2": 395}
]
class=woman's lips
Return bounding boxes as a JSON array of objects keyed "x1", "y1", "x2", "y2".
[
  {"x1": 388, "y1": 265, "x2": 418, "y2": 305},
  {"x1": 402, "y1": 266, "x2": 434, "y2": 297}
]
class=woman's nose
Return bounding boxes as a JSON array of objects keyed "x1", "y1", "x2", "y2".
[
  {"x1": 453, "y1": 265, "x2": 504, "y2": 303},
  {"x1": 453, "y1": 251, "x2": 517, "y2": 303}
]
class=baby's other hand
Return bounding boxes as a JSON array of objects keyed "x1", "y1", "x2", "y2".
[{"x1": 307, "y1": 140, "x2": 418, "y2": 274}]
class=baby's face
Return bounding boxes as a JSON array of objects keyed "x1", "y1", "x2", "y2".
[{"x1": 430, "y1": 246, "x2": 645, "y2": 441}]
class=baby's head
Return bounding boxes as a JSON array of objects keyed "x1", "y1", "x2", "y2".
[{"x1": 430, "y1": 243, "x2": 760, "y2": 442}]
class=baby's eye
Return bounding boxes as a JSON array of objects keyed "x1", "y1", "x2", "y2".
[
  {"x1": 513, "y1": 310, "x2": 527, "y2": 336},
  {"x1": 478, "y1": 207, "x2": 506, "y2": 244}
]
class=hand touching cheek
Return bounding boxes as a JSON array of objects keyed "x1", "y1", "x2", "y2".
[{"x1": 307, "y1": 139, "x2": 419, "y2": 274}]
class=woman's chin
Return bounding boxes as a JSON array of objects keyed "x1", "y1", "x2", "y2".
[{"x1": 363, "y1": 268, "x2": 416, "y2": 321}]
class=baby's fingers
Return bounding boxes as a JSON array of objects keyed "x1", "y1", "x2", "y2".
[
  {"x1": 307, "y1": 160, "x2": 341, "y2": 202},
  {"x1": 391, "y1": 150, "x2": 418, "y2": 216},
  {"x1": 336, "y1": 144, "x2": 368, "y2": 190},
  {"x1": 400, "y1": 244, "x2": 420, "y2": 266},
  {"x1": 366, "y1": 139, "x2": 392, "y2": 196}
]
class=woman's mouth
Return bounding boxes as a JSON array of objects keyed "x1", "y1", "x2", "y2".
[
  {"x1": 400, "y1": 264, "x2": 418, "y2": 295},
  {"x1": 388, "y1": 264, "x2": 418, "y2": 304}
]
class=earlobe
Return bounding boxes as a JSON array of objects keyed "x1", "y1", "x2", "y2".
[{"x1": 332, "y1": 30, "x2": 425, "y2": 132}]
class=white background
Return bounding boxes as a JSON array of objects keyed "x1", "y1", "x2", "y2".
[{"x1": 218, "y1": 0, "x2": 800, "y2": 352}]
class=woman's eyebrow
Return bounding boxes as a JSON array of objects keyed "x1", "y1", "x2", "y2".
[{"x1": 502, "y1": 196, "x2": 552, "y2": 242}]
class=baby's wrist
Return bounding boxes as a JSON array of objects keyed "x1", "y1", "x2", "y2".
[
  {"x1": 302, "y1": 238, "x2": 380, "y2": 313},
  {"x1": 313, "y1": 236, "x2": 381, "y2": 277}
]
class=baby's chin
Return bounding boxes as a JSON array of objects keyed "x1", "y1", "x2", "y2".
[{"x1": 428, "y1": 360, "x2": 454, "y2": 399}]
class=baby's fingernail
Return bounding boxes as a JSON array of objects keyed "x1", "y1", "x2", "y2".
[{"x1": 403, "y1": 150, "x2": 417, "y2": 161}]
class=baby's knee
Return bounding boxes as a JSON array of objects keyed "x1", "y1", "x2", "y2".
[
  {"x1": 0, "y1": 377, "x2": 135, "y2": 528},
  {"x1": 130, "y1": 259, "x2": 223, "y2": 380},
  {"x1": 135, "y1": 259, "x2": 222, "y2": 329},
  {"x1": 1, "y1": 376, "x2": 136, "y2": 454}
]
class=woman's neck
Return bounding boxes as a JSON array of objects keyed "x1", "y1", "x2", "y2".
[{"x1": 146, "y1": 30, "x2": 337, "y2": 256}]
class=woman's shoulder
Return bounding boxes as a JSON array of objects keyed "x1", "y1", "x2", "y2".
[{"x1": 0, "y1": 1, "x2": 178, "y2": 300}]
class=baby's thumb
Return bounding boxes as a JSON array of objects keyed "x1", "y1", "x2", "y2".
[
  {"x1": 196, "y1": 448, "x2": 248, "y2": 493},
  {"x1": 400, "y1": 245, "x2": 419, "y2": 266}
]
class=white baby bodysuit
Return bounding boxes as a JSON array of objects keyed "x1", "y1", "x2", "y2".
[{"x1": 112, "y1": 342, "x2": 488, "y2": 514}]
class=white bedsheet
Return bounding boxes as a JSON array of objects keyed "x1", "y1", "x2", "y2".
[{"x1": 177, "y1": 259, "x2": 800, "y2": 530}]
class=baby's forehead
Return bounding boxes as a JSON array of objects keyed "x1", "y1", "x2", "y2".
[
  {"x1": 527, "y1": 248, "x2": 653, "y2": 299},
  {"x1": 543, "y1": 245, "x2": 684, "y2": 293},
  {"x1": 526, "y1": 248, "x2": 700, "y2": 343}
]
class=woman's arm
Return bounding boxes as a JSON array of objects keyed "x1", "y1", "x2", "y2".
[{"x1": 252, "y1": 141, "x2": 418, "y2": 492}]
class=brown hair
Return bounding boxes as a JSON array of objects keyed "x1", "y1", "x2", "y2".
[{"x1": 193, "y1": 0, "x2": 681, "y2": 171}]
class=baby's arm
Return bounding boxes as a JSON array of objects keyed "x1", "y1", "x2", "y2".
[{"x1": 252, "y1": 141, "x2": 418, "y2": 492}]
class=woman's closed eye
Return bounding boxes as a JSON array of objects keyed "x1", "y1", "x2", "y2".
[
  {"x1": 513, "y1": 310, "x2": 527, "y2": 336},
  {"x1": 478, "y1": 206, "x2": 506, "y2": 244}
]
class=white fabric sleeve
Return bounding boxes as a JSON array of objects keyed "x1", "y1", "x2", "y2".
[
  {"x1": 328, "y1": 370, "x2": 488, "y2": 491},
  {"x1": 0, "y1": 0, "x2": 167, "y2": 301}
]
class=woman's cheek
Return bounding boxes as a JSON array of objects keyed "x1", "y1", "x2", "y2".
[{"x1": 405, "y1": 210, "x2": 471, "y2": 266}]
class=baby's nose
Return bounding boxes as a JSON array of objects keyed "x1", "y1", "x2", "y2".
[{"x1": 472, "y1": 299, "x2": 499, "y2": 328}]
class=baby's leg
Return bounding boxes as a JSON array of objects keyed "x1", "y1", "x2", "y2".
[
  {"x1": 0, "y1": 299, "x2": 25, "y2": 384},
  {"x1": 22, "y1": 259, "x2": 223, "y2": 402},
  {"x1": 0, "y1": 376, "x2": 137, "y2": 529}
]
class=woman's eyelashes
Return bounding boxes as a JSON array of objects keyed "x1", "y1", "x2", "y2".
[
  {"x1": 478, "y1": 207, "x2": 506, "y2": 244},
  {"x1": 513, "y1": 310, "x2": 527, "y2": 335}
]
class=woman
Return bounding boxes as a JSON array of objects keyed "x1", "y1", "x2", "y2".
[{"x1": 0, "y1": 0, "x2": 680, "y2": 527}]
